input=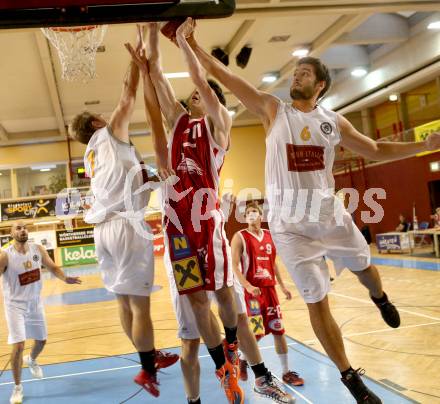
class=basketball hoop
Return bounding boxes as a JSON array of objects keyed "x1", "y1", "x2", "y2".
[{"x1": 41, "y1": 25, "x2": 108, "y2": 82}]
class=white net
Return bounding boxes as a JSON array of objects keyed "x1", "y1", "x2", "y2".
[{"x1": 41, "y1": 25, "x2": 108, "y2": 83}]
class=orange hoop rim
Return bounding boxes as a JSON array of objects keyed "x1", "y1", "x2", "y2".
[{"x1": 48, "y1": 25, "x2": 99, "y2": 33}]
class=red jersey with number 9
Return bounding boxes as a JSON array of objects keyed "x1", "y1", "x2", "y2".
[{"x1": 239, "y1": 229, "x2": 277, "y2": 287}]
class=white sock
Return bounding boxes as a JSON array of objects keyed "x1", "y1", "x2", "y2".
[{"x1": 278, "y1": 353, "x2": 289, "y2": 374}]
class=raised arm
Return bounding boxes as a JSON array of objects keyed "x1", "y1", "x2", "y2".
[
  {"x1": 231, "y1": 233, "x2": 261, "y2": 297},
  {"x1": 125, "y1": 26, "x2": 175, "y2": 180},
  {"x1": 338, "y1": 114, "x2": 440, "y2": 161},
  {"x1": 176, "y1": 18, "x2": 231, "y2": 149},
  {"x1": 38, "y1": 245, "x2": 81, "y2": 284},
  {"x1": 148, "y1": 22, "x2": 186, "y2": 129},
  {"x1": 109, "y1": 28, "x2": 143, "y2": 143},
  {"x1": 187, "y1": 30, "x2": 279, "y2": 132}
]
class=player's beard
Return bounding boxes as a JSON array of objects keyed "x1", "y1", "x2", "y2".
[
  {"x1": 14, "y1": 234, "x2": 28, "y2": 244},
  {"x1": 290, "y1": 83, "x2": 315, "y2": 100}
]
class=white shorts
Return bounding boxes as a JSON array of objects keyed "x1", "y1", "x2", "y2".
[
  {"x1": 94, "y1": 218, "x2": 154, "y2": 296},
  {"x1": 4, "y1": 299, "x2": 47, "y2": 344},
  {"x1": 165, "y1": 253, "x2": 246, "y2": 340},
  {"x1": 270, "y1": 211, "x2": 370, "y2": 304}
]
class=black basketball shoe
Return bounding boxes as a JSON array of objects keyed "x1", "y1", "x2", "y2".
[
  {"x1": 341, "y1": 368, "x2": 382, "y2": 404},
  {"x1": 371, "y1": 293, "x2": 401, "y2": 328}
]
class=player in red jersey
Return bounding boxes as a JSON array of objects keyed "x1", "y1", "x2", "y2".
[
  {"x1": 145, "y1": 19, "x2": 243, "y2": 403},
  {"x1": 231, "y1": 202, "x2": 304, "y2": 387}
]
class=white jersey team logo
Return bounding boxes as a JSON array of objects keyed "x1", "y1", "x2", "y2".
[{"x1": 177, "y1": 153, "x2": 203, "y2": 176}]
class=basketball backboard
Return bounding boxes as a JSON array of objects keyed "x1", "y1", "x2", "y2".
[{"x1": 0, "y1": 0, "x2": 236, "y2": 29}]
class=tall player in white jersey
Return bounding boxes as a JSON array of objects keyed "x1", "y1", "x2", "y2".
[
  {"x1": 0, "y1": 221, "x2": 81, "y2": 404},
  {"x1": 185, "y1": 23, "x2": 440, "y2": 404},
  {"x1": 69, "y1": 26, "x2": 178, "y2": 398}
]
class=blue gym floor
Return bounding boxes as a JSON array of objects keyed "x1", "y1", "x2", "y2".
[
  {"x1": 1, "y1": 257, "x2": 431, "y2": 403},
  {"x1": 0, "y1": 335, "x2": 415, "y2": 403}
]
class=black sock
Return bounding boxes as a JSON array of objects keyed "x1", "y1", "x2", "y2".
[
  {"x1": 340, "y1": 367, "x2": 354, "y2": 379},
  {"x1": 251, "y1": 362, "x2": 268, "y2": 378},
  {"x1": 188, "y1": 397, "x2": 201, "y2": 404},
  {"x1": 371, "y1": 292, "x2": 388, "y2": 305},
  {"x1": 224, "y1": 326, "x2": 238, "y2": 345},
  {"x1": 139, "y1": 350, "x2": 156, "y2": 375},
  {"x1": 208, "y1": 344, "x2": 226, "y2": 369}
]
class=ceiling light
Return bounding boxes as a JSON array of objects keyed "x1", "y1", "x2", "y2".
[
  {"x1": 427, "y1": 21, "x2": 440, "y2": 30},
  {"x1": 40, "y1": 168, "x2": 51, "y2": 172},
  {"x1": 164, "y1": 72, "x2": 190, "y2": 79},
  {"x1": 351, "y1": 67, "x2": 368, "y2": 77},
  {"x1": 389, "y1": 94, "x2": 398, "y2": 102},
  {"x1": 34, "y1": 219, "x2": 60, "y2": 225},
  {"x1": 0, "y1": 173, "x2": 2, "y2": 176},
  {"x1": 31, "y1": 164, "x2": 56, "y2": 171},
  {"x1": 292, "y1": 48, "x2": 309, "y2": 57},
  {"x1": 262, "y1": 73, "x2": 279, "y2": 83},
  {"x1": 227, "y1": 109, "x2": 236, "y2": 117}
]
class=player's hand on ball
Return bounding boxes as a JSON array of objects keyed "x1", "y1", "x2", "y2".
[
  {"x1": 65, "y1": 276, "x2": 82, "y2": 285},
  {"x1": 246, "y1": 285, "x2": 261, "y2": 297},
  {"x1": 425, "y1": 132, "x2": 440, "y2": 151},
  {"x1": 176, "y1": 17, "x2": 196, "y2": 40}
]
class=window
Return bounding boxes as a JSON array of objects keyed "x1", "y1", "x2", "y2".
[
  {"x1": 16, "y1": 164, "x2": 67, "y2": 197},
  {"x1": 0, "y1": 170, "x2": 12, "y2": 199}
]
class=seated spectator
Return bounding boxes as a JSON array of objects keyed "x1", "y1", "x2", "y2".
[
  {"x1": 396, "y1": 214, "x2": 409, "y2": 232},
  {"x1": 431, "y1": 207, "x2": 440, "y2": 228}
]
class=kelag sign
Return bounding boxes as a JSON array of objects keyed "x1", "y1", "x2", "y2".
[
  {"x1": 61, "y1": 245, "x2": 97, "y2": 266},
  {"x1": 1, "y1": 198, "x2": 56, "y2": 221},
  {"x1": 56, "y1": 227, "x2": 94, "y2": 247}
]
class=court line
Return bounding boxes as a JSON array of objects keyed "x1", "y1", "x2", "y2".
[
  {"x1": 0, "y1": 357, "x2": 316, "y2": 404},
  {"x1": 328, "y1": 291, "x2": 440, "y2": 321},
  {"x1": 0, "y1": 364, "x2": 140, "y2": 386},
  {"x1": 272, "y1": 373, "x2": 314, "y2": 404}
]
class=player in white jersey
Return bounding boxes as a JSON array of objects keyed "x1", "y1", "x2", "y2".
[
  {"x1": 0, "y1": 221, "x2": 81, "y2": 404},
  {"x1": 185, "y1": 23, "x2": 440, "y2": 404},
  {"x1": 69, "y1": 26, "x2": 178, "y2": 398}
]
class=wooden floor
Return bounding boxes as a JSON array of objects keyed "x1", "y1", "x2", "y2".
[{"x1": 0, "y1": 249, "x2": 439, "y2": 403}]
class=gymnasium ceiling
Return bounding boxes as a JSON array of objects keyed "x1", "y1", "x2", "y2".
[{"x1": 0, "y1": 0, "x2": 439, "y2": 147}]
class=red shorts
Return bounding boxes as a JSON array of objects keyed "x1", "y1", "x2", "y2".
[
  {"x1": 164, "y1": 209, "x2": 233, "y2": 295},
  {"x1": 245, "y1": 286, "x2": 285, "y2": 337}
]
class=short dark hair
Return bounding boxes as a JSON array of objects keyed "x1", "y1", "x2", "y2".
[
  {"x1": 297, "y1": 56, "x2": 331, "y2": 99},
  {"x1": 207, "y1": 79, "x2": 226, "y2": 106},
  {"x1": 69, "y1": 111, "x2": 97, "y2": 144}
]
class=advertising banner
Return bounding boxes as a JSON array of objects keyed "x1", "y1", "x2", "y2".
[
  {"x1": 56, "y1": 227, "x2": 94, "y2": 247},
  {"x1": 1, "y1": 197, "x2": 56, "y2": 221},
  {"x1": 145, "y1": 213, "x2": 164, "y2": 256},
  {"x1": 61, "y1": 245, "x2": 97, "y2": 266},
  {"x1": 414, "y1": 119, "x2": 440, "y2": 157},
  {"x1": 376, "y1": 234, "x2": 402, "y2": 251}
]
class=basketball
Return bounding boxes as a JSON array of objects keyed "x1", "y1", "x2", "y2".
[{"x1": 160, "y1": 20, "x2": 185, "y2": 40}]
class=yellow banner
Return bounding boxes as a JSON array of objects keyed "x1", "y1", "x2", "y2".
[{"x1": 414, "y1": 119, "x2": 440, "y2": 157}]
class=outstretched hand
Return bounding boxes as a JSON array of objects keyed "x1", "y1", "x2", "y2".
[
  {"x1": 65, "y1": 276, "x2": 81, "y2": 285},
  {"x1": 425, "y1": 132, "x2": 440, "y2": 151},
  {"x1": 125, "y1": 24, "x2": 149, "y2": 75}
]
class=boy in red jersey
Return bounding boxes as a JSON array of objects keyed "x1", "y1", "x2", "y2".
[{"x1": 231, "y1": 202, "x2": 304, "y2": 386}]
